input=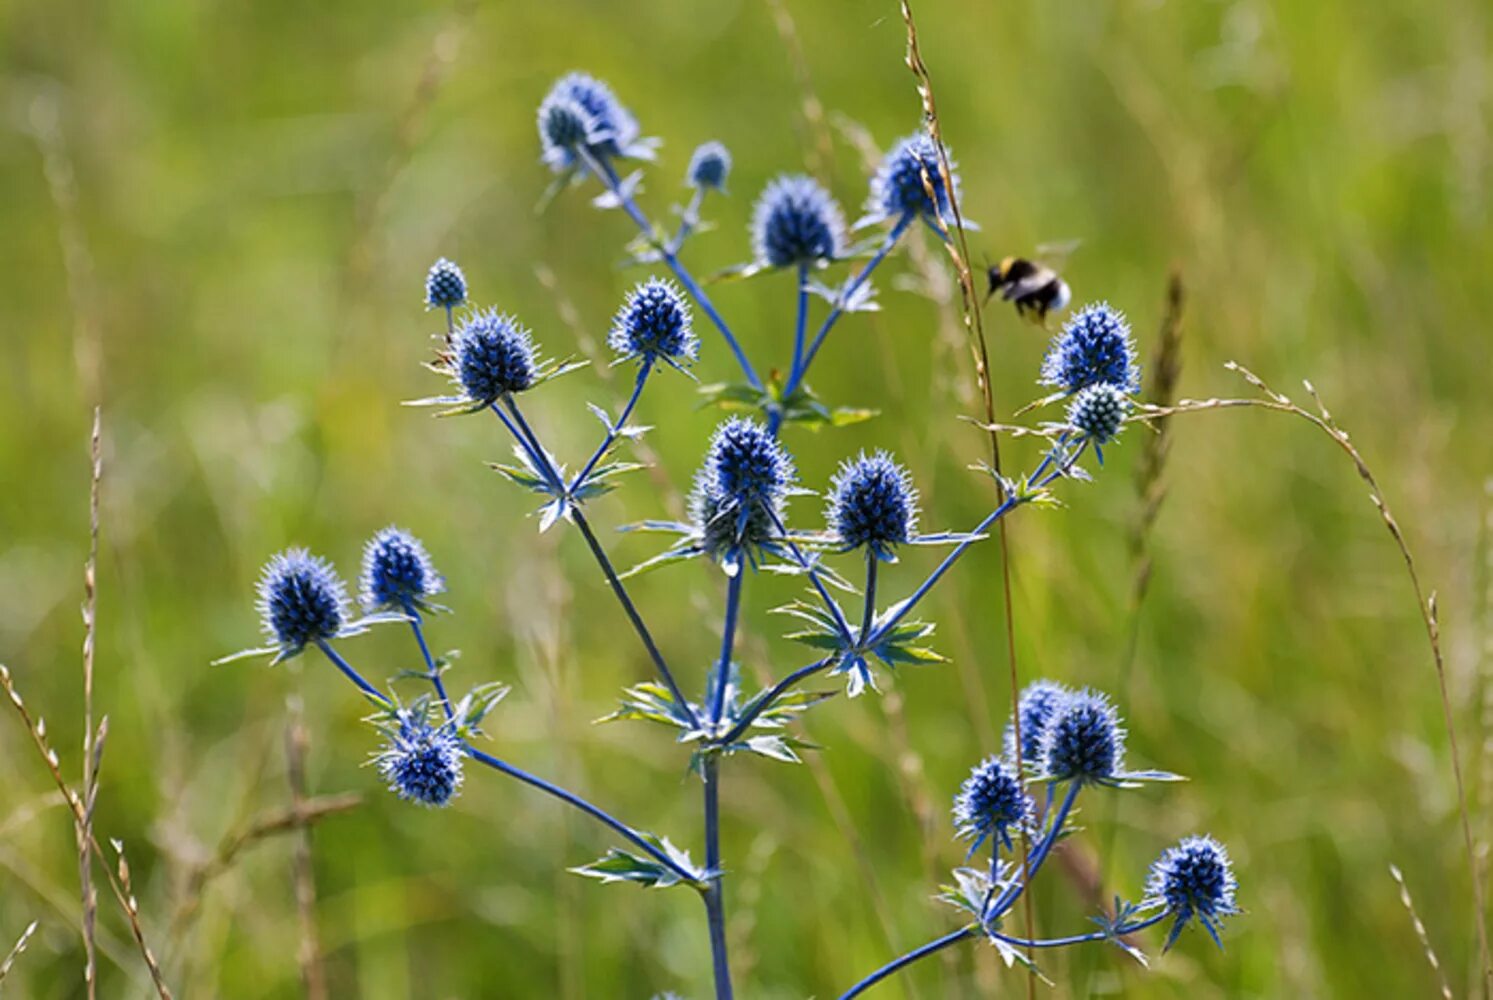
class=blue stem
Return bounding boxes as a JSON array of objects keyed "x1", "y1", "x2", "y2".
[
  {"x1": 465, "y1": 746, "x2": 698, "y2": 884},
  {"x1": 986, "y1": 781, "x2": 1081, "y2": 923},
  {"x1": 578, "y1": 147, "x2": 762, "y2": 391},
  {"x1": 570, "y1": 358, "x2": 653, "y2": 494},
  {"x1": 788, "y1": 263, "x2": 810, "y2": 389},
  {"x1": 763, "y1": 507, "x2": 855, "y2": 643},
  {"x1": 786, "y1": 213, "x2": 913, "y2": 401},
  {"x1": 990, "y1": 911, "x2": 1169, "y2": 950},
  {"x1": 837, "y1": 927, "x2": 976, "y2": 1000},
  {"x1": 709, "y1": 570, "x2": 745, "y2": 725},
  {"x1": 489, "y1": 403, "x2": 567, "y2": 495},
  {"x1": 502, "y1": 398, "x2": 567, "y2": 491},
  {"x1": 314, "y1": 640, "x2": 388, "y2": 705},
  {"x1": 702, "y1": 757, "x2": 734, "y2": 999},
  {"x1": 860, "y1": 550, "x2": 878, "y2": 643},
  {"x1": 402, "y1": 604, "x2": 453, "y2": 720},
  {"x1": 717, "y1": 656, "x2": 835, "y2": 746},
  {"x1": 668, "y1": 188, "x2": 706, "y2": 255}
]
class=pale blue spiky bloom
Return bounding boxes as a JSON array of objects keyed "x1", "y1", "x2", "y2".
[
  {"x1": 690, "y1": 470, "x2": 778, "y2": 567},
  {"x1": 866, "y1": 132, "x2": 960, "y2": 225},
  {"x1": 360, "y1": 527, "x2": 444, "y2": 613},
  {"x1": 1003, "y1": 680, "x2": 1071, "y2": 765},
  {"x1": 1040, "y1": 302, "x2": 1140, "y2": 394},
  {"x1": 257, "y1": 549, "x2": 349, "y2": 658},
  {"x1": 687, "y1": 141, "x2": 731, "y2": 191},
  {"x1": 1040, "y1": 688, "x2": 1126, "y2": 785},
  {"x1": 751, "y1": 175, "x2": 846, "y2": 268},
  {"x1": 537, "y1": 72, "x2": 653, "y2": 174},
  {"x1": 375, "y1": 712, "x2": 465, "y2": 807},
  {"x1": 1067, "y1": 383, "x2": 1130, "y2": 446},
  {"x1": 424, "y1": 258, "x2": 467, "y2": 310},
  {"x1": 826, "y1": 451, "x2": 918, "y2": 561},
  {"x1": 953, "y1": 755, "x2": 1031, "y2": 855},
  {"x1": 1145, "y1": 835, "x2": 1240, "y2": 950},
  {"x1": 609, "y1": 278, "x2": 698, "y2": 366},
  {"x1": 453, "y1": 309, "x2": 538, "y2": 402},
  {"x1": 704, "y1": 418, "x2": 795, "y2": 508}
]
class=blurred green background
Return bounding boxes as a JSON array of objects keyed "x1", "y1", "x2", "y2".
[{"x1": 2, "y1": 0, "x2": 1490, "y2": 996}]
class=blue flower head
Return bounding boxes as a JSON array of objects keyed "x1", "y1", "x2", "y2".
[
  {"x1": 751, "y1": 175, "x2": 846, "y2": 268},
  {"x1": 705, "y1": 418, "x2": 796, "y2": 508},
  {"x1": 609, "y1": 278, "x2": 698, "y2": 367},
  {"x1": 1003, "y1": 679, "x2": 1071, "y2": 766},
  {"x1": 953, "y1": 755, "x2": 1031, "y2": 855},
  {"x1": 1145, "y1": 835, "x2": 1240, "y2": 950},
  {"x1": 1040, "y1": 688, "x2": 1126, "y2": 785},
  {"x1": 690, "y1": 471, "x2": 777, "y2": 569},
  {"x1": 687, "y1": 141, "x2": 731, "y2": 191},
  {"x1": 256, "y1": 549, "x2": 349, "y2": 658},
  {"x1": 1068, "y1": 383, "x2": 1130, "y2": 447},
  {"x1": 826, "y1": 452, "x2": 918, "y2": 560},
  {"x1": 867, "y1": 133, "x2": 960, "y2": 225},
  {"x1": 452, "y1": 309, "x2": 538, "y2": 402},
  {"x1": 537, "y1": 72, "x2": 651, "y2": 174},
  {"x1": 360, "y1": 527, "x2": 444, "y2": 613},
  {"x1": 1040, "y1": 302, "x2": 1140, "y2": 394},
  {"x1": 424, "y1": 258, "x2": 467, "y2": 310},
  {"x1": 375, "y1": 712, "x2": 465, "y2": 808}
]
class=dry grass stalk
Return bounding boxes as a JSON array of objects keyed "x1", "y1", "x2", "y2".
[
  {"x1": 285, "y1": 696, "x2": 329, "y2": 1000},
  {"x1": 0, "y1": 920, "x2": 40, "y2": 987},
  {"x1": 1390, "y1": 864, "x2": 1455, "y2": 1000},
  {"x1": 78, "y1": 406, "x2": 102, "y2": 999},
  {"x1": 0, "y1": 665, "x2": 172, "y2": 998},
  {"x1": 765, "y1": 0, "x2": 836, "y2": 181}
]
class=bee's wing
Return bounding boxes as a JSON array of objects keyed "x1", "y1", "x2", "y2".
[{"x1": 1034, "y1": 238, "x2": 1082, "y2": 268}]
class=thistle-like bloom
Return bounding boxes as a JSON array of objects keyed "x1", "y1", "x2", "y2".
[
  {"x1": 826, "y1": 452, "x2": 918, "y2": 561},
  {"x1": 374, "y1": 712, "x2": 465, "y2": 808},
  {"x1": 693, "y1": 418, "x2": 796, "y2": 571},
  {"x1": 256, "y1": 549, "x2": 348, "y2": 659},
  {"x1": 537, "y1": 72, "x2": 653, "y2": 174},
  {"x1": 1145, "y1": 835, "x2": 1240, "y2": 950},
  {"x1": 609, "y1": 278, "x2": 698, "y2": 368},
  {"x1": 1039, "y1": 302, "x2": 1140, "y2": 394},
  {"x1": 953, "y1": 756, "x2": 1031, "y2": 855},
  {"x1": 751, "y1": 175, "x2": 846, "y2": 268},
  {"x1": 687, "y1": 141, "x2": 731, "y2": 191},
  {"x1": 1003, "y1": 679, "x2": 1071, "y2": 766},
  {"x1": 866, "y1": 132, "x2": 960, "y2": 226},
  {"x1": 360, "y1": 527, "x2": 444, "y2": 613},
  {"x1": 453, "y1": 309, "x2": 538, "y2": 402},
  {"x1": 689, "y1": 472, "x2": 777, "y2": 569},
  {"x1": 1040, "y1": 688, "x2": 1126, "y2": 785},
  {"x1": 424, "y1": 257, "x2": 467, "y2": 310},
  {"x1": 1068, "y1": 383, "x2": 1130, "y2": 447}
]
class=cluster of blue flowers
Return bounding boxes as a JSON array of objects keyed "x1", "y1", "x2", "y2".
[{"x1": 219, "y1": 67, "x2": 1240, "y2": 999}]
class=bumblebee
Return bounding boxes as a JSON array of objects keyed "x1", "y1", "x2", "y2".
[{"x1": 985, "y1": 256, "x2": 1071, "y2": 324}]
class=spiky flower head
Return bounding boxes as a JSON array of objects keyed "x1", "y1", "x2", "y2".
[
  {"x1": 751, "y1": 175, "x2": 846, "y2": 268},
  {"x1": 424, "y1": 258, "x2": 467, "y2": 310},
  {"x1": 1145, "y1": 835, "x2": 1240, "y2": 950},
  {"x1": 360, "y1": 528, "x2": 444, "y2": 613},
  {"x1": 690, "y1": 470, "x2": 777, "y2": 568},
  {"x1": 868, "y1": 132, "x2": 960, "y2": 225},
  {"x1": 1067, "y1": 383, "x2": 1130, "y2": 446},
  {"x1": 609, "y1": 278, "x2": 698, "y2": 366},
  {"x1": 1040, "y1": 302, "x2": 1139, "y2": 394},
  {"x1": 687, "y1": 141, "x2": 731, "y2": 191},
  {"x1": 1004, "y1": 679, "x2": 1071, "y2": 766},
  {"x1": 256, "y1": 549, "x2": 348, "y2": 658},
  {"x1": 375, "y1": 712, "x2": 465, "y2": 808},
  {"x1": 704, "y1": 418, "x2": 795, "y2": 509},
  {"x1": 1040, "y1": 688, "x2": 1126, "y2": 784},
  {"x1": 826, "y1": 452, "x2": 918, "y2": 560},
  {"x1": 953, "y1": 755, "x2": 1031, "y2": 854},
  {"x1": 537, "y1": 72, "x2": 649, "y2": 174},
  {"x1": 452, "y1": 309, "x2": 538, "y2": 402}
]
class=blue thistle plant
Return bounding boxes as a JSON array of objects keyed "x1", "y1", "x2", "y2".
[
  {"x1": 374, "y1": 711, "x2": 466, "y2": 808},
  {"x1": 687, "y1": 141, "x2": 731, "y2": 191},
  {"x1": 455, "y1": 309, "x2": 537, "y2": 401},
  {"x1": 361, "y1": 527, "x2": 445, "y2": 614},
  {"x1": 826, "y1": 452, "x2": 918, "y2": 561},
  {"x1": 705, "y1": 417, "x2": 795, "y2": 509},
  {"x1": 953, "y1": 755, "x2": 1031, "y2": 856},
  {"x1": 610, "y1": 278, "x2": 698, "y2": 369},
  {"x1": 1145, "y1": 835, "x2": 1240, "y2": 950},
  {"x1": 256, "y1": 549, "x2": 347, "y2": 660},
  {"x1": 864, "y1": 132, "x2": 961, "y2": 227},
  {"x1": 424, "y1": 257, "x2": 467, "y2": 310},
  {"x1": 1040, "y1": 301, "x2": 1140, "y2": 394},
  {"x1": 751, "y1": 175, "x2": 846, "y2": 269},
  {"x1": 1003, "y1": 679, "x2": 1071, "y2": 765},
  {"x1": 1067, "y1": 383, "x2": 1131, "y2": 463},
  {"x1": 1040, "y1": 688, "x2": 1126, "y2": 785},
  {"x1": 537, "y1": 72, "x2": 655, "y2": 175}
]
